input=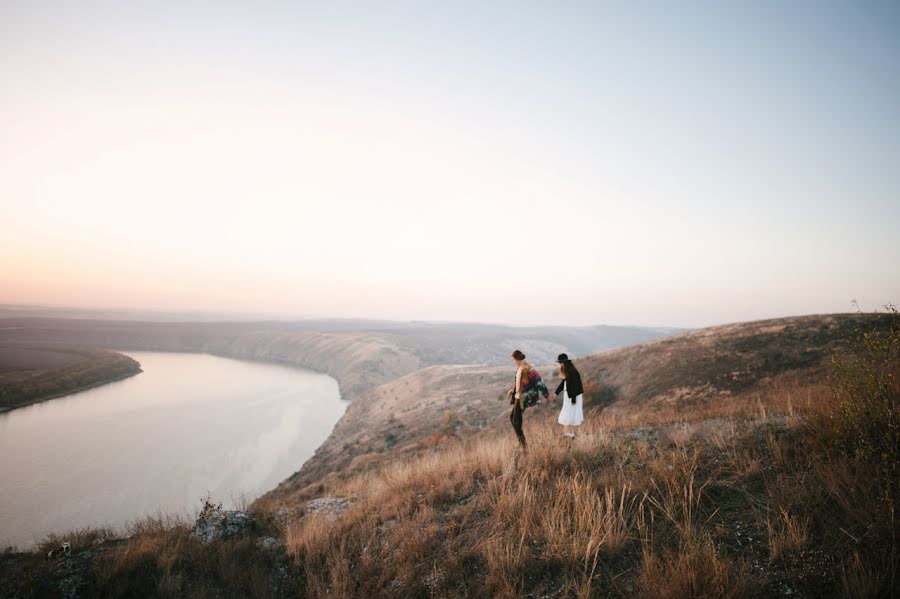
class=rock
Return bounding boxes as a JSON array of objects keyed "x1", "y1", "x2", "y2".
[
  {"x1": 272, "y1": 506, "x2": 303, "y2": 527},
  {"x1": 50, "y1": 547, "x2": 96, "y2": 599},
  {"x1": 257, "y1": 536, "x2": 284, "y2": 552},
  {"x1": 191, "y1": 509, "x2": 256, "y2": 543},
  {"x1": 304, "y1": 496, "x2": 353, "y2": 521}
]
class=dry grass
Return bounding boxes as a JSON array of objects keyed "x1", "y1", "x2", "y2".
[
  {"x1": 5, "y1": 370, "x2": 895, "y2": 597},
  {"x1": 4, "y1": 312, "x2": 897, "y2": 598},
  {"x1": 281, "y1": 416, "x2": 759, "y2": 596},
  {"x1": 277, "y1": 343, "x2": 897, "y2": 597},
  {"x1": 766, "y1": 508, "x2": 811, "y2": 561},
  {"x1": 86, "y1": 513, "x2": 290, "y2": 599},
  {"x1": 634, "y1": 537, "x2": 751, "y2": 599}
]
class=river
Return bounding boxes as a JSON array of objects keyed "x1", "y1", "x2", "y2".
[{"x1": 0, "y1": 351, "x2": 346, "y2": 549}]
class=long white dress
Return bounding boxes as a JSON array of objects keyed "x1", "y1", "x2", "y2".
[{"x1": 558, "y1": 380, "x2": 584, "y2": 426}]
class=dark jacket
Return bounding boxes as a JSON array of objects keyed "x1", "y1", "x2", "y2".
[{"x1": 555, "y1": 368, "x2": 584, "y2": 404}]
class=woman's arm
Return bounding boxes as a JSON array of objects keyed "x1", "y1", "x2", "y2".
[{"x1": 570, "y1": 371, "x2": 584, "y2": 403}]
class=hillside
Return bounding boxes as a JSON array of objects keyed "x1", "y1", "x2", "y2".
[
  {"x1": 576, "y1": 314, "x2": 868, "y2": 414},
  {"x1": 259, "y1": 313, "x2": 893, "y2": 504},
  {"x1": 2, "y1": 311, "x2": 895, "y2": 598}
]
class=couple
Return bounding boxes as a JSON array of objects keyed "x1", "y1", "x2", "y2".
[{"x1": 505, "y1": 349, "x2": 584, "y2": 449}]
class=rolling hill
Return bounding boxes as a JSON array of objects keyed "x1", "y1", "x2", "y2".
[
  {"x1": 0, "y1": 315, "x2": 680, "y2": 399},
  {"x1": 259, "y1": 313, "x2": 892, "y2": 504}
]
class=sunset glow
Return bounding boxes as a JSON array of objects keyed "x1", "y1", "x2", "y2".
[{"x1": 2, "y1": 1, "x2": 899, "y2": 326}]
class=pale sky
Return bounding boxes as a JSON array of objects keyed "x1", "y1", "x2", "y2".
[{"x1": 2, "y1": 1, "x2": 899, "y2": 327}]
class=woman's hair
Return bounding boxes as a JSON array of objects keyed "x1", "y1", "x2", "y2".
[
  {"x1": 561, "y1": 360, "x2": 580, "y2": 381},
  {"x1": 511, "y1": 349, "x2": 526, "y2": 361}
]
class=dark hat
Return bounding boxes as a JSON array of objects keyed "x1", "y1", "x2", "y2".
[{"x1": 556, "y1": 353, "x2": 570, "y2": 363}]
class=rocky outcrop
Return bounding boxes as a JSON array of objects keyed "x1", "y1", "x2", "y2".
[
  {"x1": 304, "y1": 497, "x2": 353, "y2": 521},
  {"x1": 190, "y1": 508, "x2": 256, "y2": 543}
]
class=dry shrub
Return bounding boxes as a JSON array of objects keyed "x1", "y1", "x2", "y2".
[
  {"x1": 37, "y1": 525, "x2": 118, "y2": 555},
  {"x1": 821, "y1": 305, "x2": 899, "y2": 489},
  {"x1": 840, "y1": 551, "x2": 892, "y2": 599},
  {"x1": 643, "y1": 447, "x2": 717, "y2": 547},
  {"x1": 285, "y1": 510, "x2": 366, "y2": 598},
  {"x1": 634, "y1": 537, "x2": 752, "y2": 599},
  {"x1": 88, "y1": 513, "x2": 285, "y2": 599},
  {"x1": 539, "y1": 474, "x2": 636, "y2": 563},
  {"x1": 800, "y1": 307, "x2": 899, "y2": 594},
  {"x1": 91, "y1": 518, "x2": 190, "y2": 598},
  {"x1": 766, "y1": 508, "x2": 810, "y2": 562}
]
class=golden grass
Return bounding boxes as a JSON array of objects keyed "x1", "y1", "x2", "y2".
[
  {"x1": 273, "y1": 363, "x2": 897, "y2": 597},
  {"x1": 5, "y1": 319, "x2": 897, "y2": 597},
  {"x1": 282, "y1": 416, "x2": 743, "y2": 596},
  {"x1": 634, "y1": 536, "x2": 751, "y2": 599}
]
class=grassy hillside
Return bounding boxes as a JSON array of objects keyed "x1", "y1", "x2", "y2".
[
  {"x1": 259, "y1": 313, "x2": 891, "y2": 504},
  {"x1": 1, "y1": 311, "x2": 895, "y2": 597},
  {"x1": 576, "y1": 314, "x2": 871, "y2": 414}
]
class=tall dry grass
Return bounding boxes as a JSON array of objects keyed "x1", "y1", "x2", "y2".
[
  {"x1": 5, "y1": 312, "x2": 896, "y2": 598},
  {"x1": 282, "y1": 309, "x2": 898, "y2": 597},
  {"x1": 283, "y1": 417, "x2": 773, "y2": 597}
]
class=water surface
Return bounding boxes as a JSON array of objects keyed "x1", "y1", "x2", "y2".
[{"x1": 0, "y1": 351, "x2": 346, "y2": 549}]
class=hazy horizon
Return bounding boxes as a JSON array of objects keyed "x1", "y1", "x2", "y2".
[
  {"x1": 3, "y1": 1, "x2": 899, "y2": 328},
  {"x1": 0, "y1": 299, "x2": 885, "y2": 331}
]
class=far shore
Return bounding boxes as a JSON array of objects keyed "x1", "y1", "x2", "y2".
[
  {"x1": 0, "y1": 367, "x2": 142, "y2": 414},
  {"x1": 0, "y1": 348, "x2": 143, "y2": 412}
]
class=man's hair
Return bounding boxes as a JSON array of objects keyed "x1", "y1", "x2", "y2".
[{"x1": 511, "y1": 349, "x2": 526, "y2": 360}]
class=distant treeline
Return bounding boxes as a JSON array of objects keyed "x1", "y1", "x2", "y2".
[{"x1": 0, "y1": 349, "x2": 142, "y2": 411}]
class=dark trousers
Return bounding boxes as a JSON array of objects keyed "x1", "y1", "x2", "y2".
[{"x1": 510, "y1": 402, "x2": 527, "y2": 448}]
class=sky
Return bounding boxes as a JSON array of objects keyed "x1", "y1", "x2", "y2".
[{"x1": 1, "y1": 1, "x2": 899, "y2": 328}]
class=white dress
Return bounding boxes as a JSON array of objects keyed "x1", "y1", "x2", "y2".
[{"x1": 558, "y1": 380, "x2": 584, "y2": 426}]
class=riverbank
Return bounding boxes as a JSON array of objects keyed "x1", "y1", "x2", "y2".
[
  {"x1": 0, "y1": 351, "x2": 346, "y2": 550},
  {"x1": 0, "y1": 347, "x2": 142, "y2": 412}
]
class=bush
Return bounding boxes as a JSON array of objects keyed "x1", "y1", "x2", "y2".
[{"x1": 826, "y1": 304, "x2": 899, "y2": 497}]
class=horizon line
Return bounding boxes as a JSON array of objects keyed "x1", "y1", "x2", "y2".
[{"x1": 0, "y1": 300, "x2": 880, "y2": 331}]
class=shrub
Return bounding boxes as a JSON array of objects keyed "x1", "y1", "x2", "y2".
[{"x1": 826, "y1": 304, "x2": 899, "y2": 498}]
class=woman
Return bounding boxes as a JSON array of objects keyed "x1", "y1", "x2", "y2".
[{"x1": 553, "y1": 353, "x2": 584, "y2": 438}]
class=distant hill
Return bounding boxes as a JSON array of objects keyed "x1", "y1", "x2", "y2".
[
  {"x1": 261, "y1": 312, "x2": 893, "y2": 502},
  {"x1": 576, "y1": 313, "x2": 872, "y2": 412},
  {"x1": 0, "y1": 316, "x2": 680, "y2": 399}
]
